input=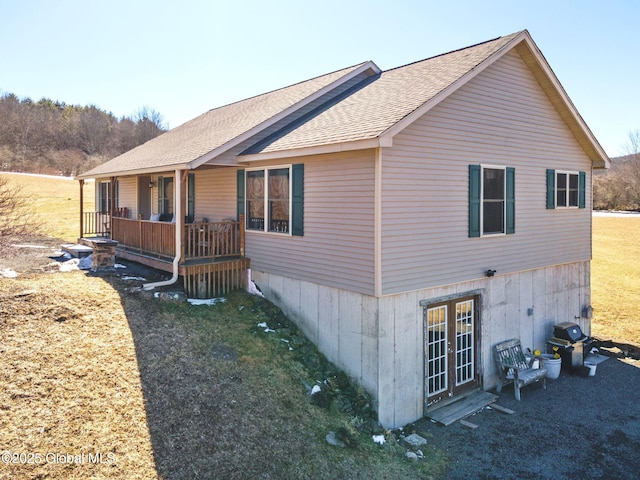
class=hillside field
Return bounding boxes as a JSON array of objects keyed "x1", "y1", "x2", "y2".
[{"x1": 2, "y1": 173, "x2": 94, "y2": 242}]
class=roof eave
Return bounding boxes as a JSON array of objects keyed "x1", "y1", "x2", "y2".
[
  {"x1": 75, "y1": 163, "x2": 192, "y2": 180},
  {"x1": 237, "y1": 137, "x2": 392, "y2": 163}
]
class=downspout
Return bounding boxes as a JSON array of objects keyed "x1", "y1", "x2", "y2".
[{"x1": 143, "y1": 168, "x2": 182, "y2": 290}]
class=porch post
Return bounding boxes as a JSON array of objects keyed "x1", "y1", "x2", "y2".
[
  {"x1": 79, "y1": 179, "x2": 84, "y2": 239},
  {"x1": 239, "y1": 213, "x2": 245, "y2": 257},
  {"x1": 110, "y1": 176, "x2": 116, "y2": 238},
  {"x1": 179, "y1": 170, "x2": 188, "y2": 261}
]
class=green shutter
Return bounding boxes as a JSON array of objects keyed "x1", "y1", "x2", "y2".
[
  {"x1": 469, "y1": 165, "x2": 481, "y2": 237},
  {"x1": 578, "y1": 171, "x2": 586, "y2": 209},
  {"x1": 506, "y1": 167, "x2": 515, "y2": 234},
  {"x1": 291, "y1": 164, "x2": 304, "y2": 236},
  {"x1": 546, "y1": 169, "x2": 555, "y2": 209},
  {"x1": 187, "y1": 173, "x2": 195, "y2": 222},
  {"x1": 236, "y1": 169, "x2": 245, "y2": 220},
  {"x1": 157, "y1": 176, "x2": 164, "y2": 213}
]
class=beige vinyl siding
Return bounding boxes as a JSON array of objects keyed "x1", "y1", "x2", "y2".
[
  {"x1": 117, "y1": 176, "x2": 137, "y2": 219},
  {"x1": 246, "y1": 150, "x2": 376, "y2": 295},
  {"x1": 193, "y1": 167, "x2": 237, "y2": 221},
  {"x1": 380, "y1": 49, "x2": 593, "y2": 295}
]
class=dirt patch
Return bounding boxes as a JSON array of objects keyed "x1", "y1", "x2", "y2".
[
  {"x1": 0, "y1": 235, "x2": 66, "y2": 273},
  {"x1": 415, "y1": 356, "x2": 640, "y2": 479}
]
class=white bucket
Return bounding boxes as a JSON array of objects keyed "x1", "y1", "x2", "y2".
[
  {"x1": 540, "y1": 354, "x2": 562, "y2": 380},
  {"x1": 584, "y1": 362, "x2": 597, "y2": 377}
]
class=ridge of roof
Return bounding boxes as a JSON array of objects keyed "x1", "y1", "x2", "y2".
[
  {"x1": 77, "y1": 61, "x2": 378, "y2": 178},
  {"x1": 244, "y1": 32, "x2": 522, "y2": 157},
  {"x1": 381, "y1": 31, "x2": 522, "y2": 75},
  {"x1": 199, "y1": 61, "x2": 374, "y2": 118}
]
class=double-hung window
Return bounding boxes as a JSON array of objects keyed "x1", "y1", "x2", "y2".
[
  {"x1": 546, "y1": 169, "x2": 586, "y2": 209},
  {"x1": 469, "y1": 165, "x2": 515, "y2": 237},
  {"x1": 97, "y1": 180, "x2": 119, "y2": 213},
  {"x1": 243, "y1": 165, "x2": 305, "y2": 235},
  {"x1": 246, "y1": 167, "x2": 289, "y2": 233}
]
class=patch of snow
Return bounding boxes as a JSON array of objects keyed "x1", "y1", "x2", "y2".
[
  {"x1": 187, "y1": 298, "x2": 226, "y2": 306},
  {"x1": 372, "y1": 434, "x2": 385, "y2": 445},
  {"x1": 121, "y1": 276, "x2": 147, "y2": 281},
  {"x1": 0, "y1": 268, "x2": 18, "y2": 278},
  {"x1": 248, "y1": 280, "x2": 263, "y2": 297},
  {"x1": 58, "y1": 258, "x2": 79, "y2": 272},
  {"x1": 257, "y1": 322, "x2": 275, "y2": 333},
  {"x1": 114, "y1": 263, "x2": 127, "y2": 269},
  {"x1": 311, "y1": 385, "x2": 321, "y2": 395},
  {"x1": 11, "y1": 244, "x2": 48, "y2": 249},
  {"x1": 78, "y1": 255, "x2": 93, "y2": 270},
  {"x1": 246, "y1": 269, "x2": 264, "y2": 297},
  {"x1": 154, "y1": 292, "x2": 160, "y2": 298}
]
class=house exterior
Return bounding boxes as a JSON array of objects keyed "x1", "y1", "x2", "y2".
[{"x1": 77, "y1": 30, "x2": 609, "y2": 428}]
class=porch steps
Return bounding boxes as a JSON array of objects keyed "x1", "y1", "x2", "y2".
[
  {"x1": 60, "y1": 243, "x2": 93, "y2": 258},
  {"x1": 426, "y1": 390, "x2": 497, "y2": 426}
]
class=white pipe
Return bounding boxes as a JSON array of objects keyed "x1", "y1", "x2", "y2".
[{"x1": 143, "y1": 168, "x2": 182, "y2": 290}]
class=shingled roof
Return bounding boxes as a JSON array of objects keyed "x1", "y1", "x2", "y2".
[{"x1": 78, "y1": 30, "x2": 608, "y2": 178}]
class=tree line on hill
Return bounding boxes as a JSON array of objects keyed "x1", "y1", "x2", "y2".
[
  {"x1": 0, "y1": 92, "x2": 166, "y2": 176},
  {"x1": 594, "y1": 131, "x2": 640, "y2": 211}
]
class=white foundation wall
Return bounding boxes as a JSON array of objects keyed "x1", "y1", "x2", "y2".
[{"x1": 251, "y1": 260, "x2": 591, "y2": 428}]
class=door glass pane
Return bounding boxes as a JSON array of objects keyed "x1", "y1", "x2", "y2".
[
  {"x1": 426, "y1": 305, "x2": 448, "y2": 396},
  {"x1": 455, "y1": 300, "x2": 475, "y2": 386}
]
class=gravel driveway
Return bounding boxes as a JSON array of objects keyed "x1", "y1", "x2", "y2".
[{"x1": 416, "y1": 355, "x2": 640, "y2": 479}]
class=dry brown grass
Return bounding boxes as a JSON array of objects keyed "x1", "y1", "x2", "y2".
[
  {"x1": 1, "y1": 173, "x2": 94, "y2": 242},
  {"x1": 0, "y1": 264, "x2": 446, "y2": 479},
  {"x1": 591, "y1": 216, "x2": 640, "y2": 345},
  {"x1": 0, "y1": 272, "x2": 156, "y2": 480}
]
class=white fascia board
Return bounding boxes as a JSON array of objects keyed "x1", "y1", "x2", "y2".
[
  {"x1": 238, "y1": 139, "x2": 379, "y2": 162},
  {"x1": 189, "y1": 61, "x2": 382, "y2": 169},
  {"x1": 75, "y1": 163, "x2": 191, "y2": 180},
  {"x1": 237, "y1": 138, "x2": 389, "y2": 163}
]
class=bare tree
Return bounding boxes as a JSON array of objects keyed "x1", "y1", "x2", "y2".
[
  {"x1": 133, "y1": 106, "x2": 167, "y2": 145},
  {"x1": 594, "y1": 130, "x2": 640, "y2": 211},
  {"x1": 0, "y1": 176, "x2": 38, "y2": 250}
]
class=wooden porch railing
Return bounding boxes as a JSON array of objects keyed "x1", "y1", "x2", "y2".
[
  {"x1": 103, "y1": 216, "x2": 244, "y2": 260},
  {"x1": 183, "y1": 220, "x2": 243, "y2": 260},
  {"x1": 82, "y1": 211, "x2": 111, "y2": 237}
]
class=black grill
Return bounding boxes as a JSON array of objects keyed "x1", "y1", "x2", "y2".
[{"x1": 548, "y1": 322, "x2": 593, "y2": 371}]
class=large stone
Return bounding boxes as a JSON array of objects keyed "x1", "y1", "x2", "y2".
[
  {"x1": 325, "y1": 431, "x2": 345, "y2": 448},
  {"x1": 401, "y1": 433, "x2": 427, "y2": 449}
]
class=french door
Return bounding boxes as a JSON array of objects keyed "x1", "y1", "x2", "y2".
[{"x1": 425, "y1": 296, "x2": 479, "y2": 407}]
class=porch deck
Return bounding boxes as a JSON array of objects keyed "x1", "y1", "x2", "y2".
[{"x1": 81, "y1": 213, "x2": 250, "y2": 298}]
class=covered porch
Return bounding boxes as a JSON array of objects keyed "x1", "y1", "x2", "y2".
[{"x1": 78, "y1": 170, "x2": 250, "y2": 298}]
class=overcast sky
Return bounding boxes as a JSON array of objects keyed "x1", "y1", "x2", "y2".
[{"x1": 1, "y1": 0, "x2": 638, "y2": 157}]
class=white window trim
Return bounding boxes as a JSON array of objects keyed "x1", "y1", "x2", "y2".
[
  {"x1": 555, "y1": 170, "x2": 580, "y2": 209},
  {"x1": 480, "y1": 164, "x2": 506, "y2": 237},
  {"x1": 245, "y1": 164, "x2": 293, "y2": 236}
]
